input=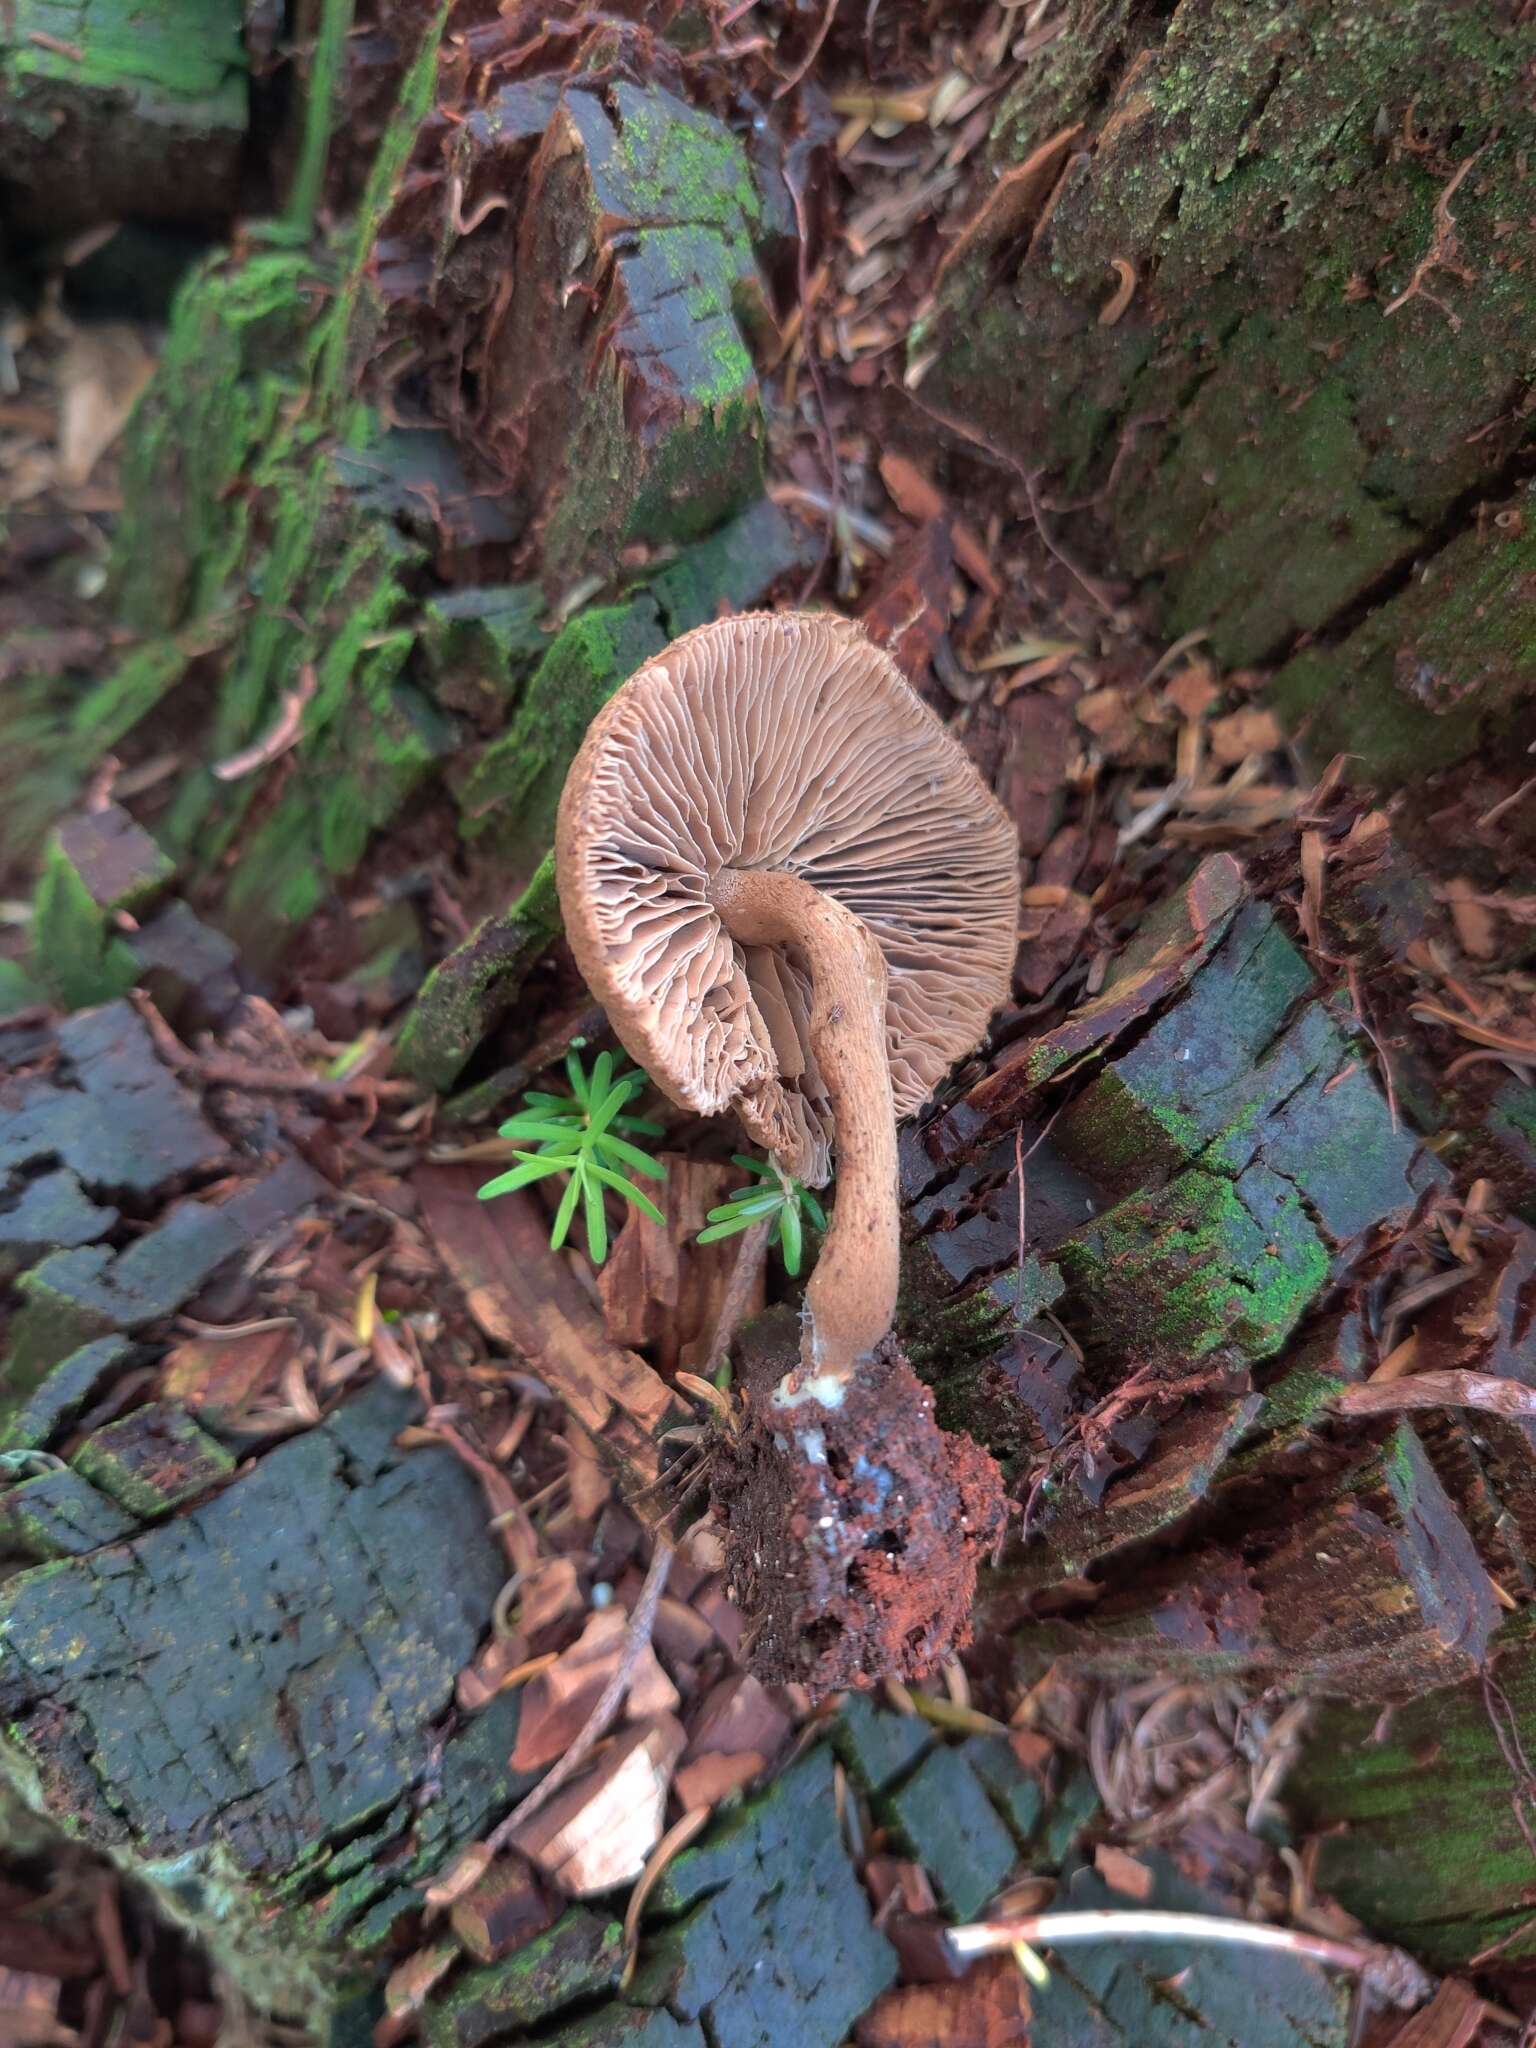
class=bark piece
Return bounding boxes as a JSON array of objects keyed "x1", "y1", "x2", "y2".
[
  {"x1": 448, "y1": 1857, "x2": 555, "y2": 1966},
  {"x1": 0, "y1": 1171, "x2": 117, "y2": 1257},
  {"x1": 158, "y1": 1327, "x2": 293, "y2": 1436},
  {"x1": 672, "y1": 1753, "x2": 763, "y2": 1810},
  {"x1": 72, "y1": 1402, "x2": 234, "y2": 1519},
  {"x1": 0, "y1": 1467, "x2": 136, "y2": 1559},
  {"x1": 0, "y1": 1337, "x2": 132, "y2": 1453},
  {"x1": 599, "y1": 1157, "x2": 750, "y2": 1376},
  {"x1": 55, "y1": 806, "x2": 174, "y2": 914},
  {"x1": 924, "y1": 851, "x2": 1243, "y2": 1167},
  {"x1": 1053, "y1": 899, "x2": 1432, "y2": 1242},
  {"x1": 0, "y1": 1001, "x2": 225, "y2": 1200},
  {"x1": 127, "y1": 900, "x2": 241, "y2": 1031},
  {"x1": 856, "y1": 1957, "x2": 1031, "y2": 2048},
  {"x1": 682, "y1": 1674, "x2": 788, "y2": 1774},
  {"x1": 630, "y1": 1748, "x2": 897, "y2": 2044},
  {"x1": 1382, "y1": 1980, "x2": 1487, "y2": 2048},
  {"x1": 484, "y1": 81, "x2": 769, "y2": 585},
  {"x1": 1057, "y1": 1160, "x2": 1327, "y2": 1371},
  {"x1": 880, "y1": 1747, "x2": 1016, "y2": 1922},
  {"x1": 415, "y1": 1163, "x2": 683, "y2": 1479},
  {"x1": 964, "y1": 1736, "x2": 1044, "y2": 1846},
  {"x1": 0, "y1": 1381, "x2": 507, "y2": 2010},
  {"x1": 394, "y1": 858, "x2": 564, "y2": 1093},
  {"x1": 512, "y1": 1608, "x2": 679, "y2": 1773},
  {"x1": 1025, "y1": 1422, "x2": 1497, "y2": 1702},
  {"x1": 423, "y1": 1910, "x2": 624, "y2": 2048},
  {"x1": 1292, "y1": 1623, "x2": 1536, "y2": 1967},
  {"x1": 0, "y1": 0, "x2": 246, "y2": 234},
  {"x1": 829, "y1": 1695, "x2": 932, "y2": 1797},
  {"x1": 924, "y1": 0, "x2": 1536, "y2": 779}
]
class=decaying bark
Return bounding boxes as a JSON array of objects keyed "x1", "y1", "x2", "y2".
[
  {"x1": 920, "y1": 0, "x2": 1536, "y2": 849},
  {"x1": 4, "y1": 0, "x2": 1536, "y2": 2022}
]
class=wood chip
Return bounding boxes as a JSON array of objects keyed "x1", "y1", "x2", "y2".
[
  {"x1": 1209, "y1": 705, "x2": 1282, "y2": 762},
  {"x1": 1093, "y1": 1844, "x2": 1156, "y2": 1900},
  {"x1": 512, "y1": 1714, "x2": 686, "y2": 1895},
  {"x1": 416, "y1": 1164, "x2": 683, "y2": 1477},
  {"x1": 512, "y1": 1606, "x2": 679, "y2": 1773},
  {"x1": 1164, "y1": 661, "x2": 1221, "y2": 722},
  {"x1": 673, "y1": 1751, "x2": 765, "y2": 1809},
  {"x1": 1382, "y1": 1977, "x2": 1488, "y2": 2048},
  {"x1": 1440, "y1": 877, "x2": 1500, "y2": 961},
  {"x1": 599, "y1": 1155, "x2": 752, "y2": 1373}
]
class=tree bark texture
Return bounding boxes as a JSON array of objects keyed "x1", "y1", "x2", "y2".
[{"x1": 921, "y1": 0, "x2": 1536, "y2": 832}]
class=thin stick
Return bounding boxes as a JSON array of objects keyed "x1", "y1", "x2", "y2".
[
  {"x1": 704, "y1": 1217, "x2": 772, "y2": 1371},
  {"x1": 949, "y1": 1908, "x2": 1389, "y2": 1978},
  {"x1": 484, "y1": 1536, "x2": 675, "y2": 1852},
  {"x1": 131, "y1": 992, "x2": 419, "y2": 1103},
  {"x1": 774, "y1": 0, "x2": 838, "y2": 98}
]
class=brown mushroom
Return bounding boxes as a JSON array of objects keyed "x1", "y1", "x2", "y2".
[{"x1": 556, "y1": 610, "x2": 1019, "y2": 1400}]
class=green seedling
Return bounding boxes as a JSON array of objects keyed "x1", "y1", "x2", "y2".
[
  {"x1": 477, "y1": 1050, "x2": 666, "y2": 1264},
  {"x1": 696, "y1": 1154, "x2": 828, "y2": 1276}
]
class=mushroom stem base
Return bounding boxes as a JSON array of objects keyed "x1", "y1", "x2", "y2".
[
  {"x1": 711, "y1": 1307, "x2": 1009, "y2": 1697},
  {"x1": 707, "y1": 865, "x2": 898, "y2": 1392}
]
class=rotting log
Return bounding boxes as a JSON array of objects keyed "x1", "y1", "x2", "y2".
[
  {"x1": 1287, "y1": 1615, "x2": 1536, "y2": 1973},
  {"x1": 1, "y1": 8, "x2": 808, "y2": 1017},
  {"x1": 869, "y1": 811, "x2": 1536, "y2": 1963},
  {"x1": 0, "y1": 0, "x2": 247, "y2": 234},
  {"x1": 883, "y1": 835, "x2": 1532, "y2": 1705},
  {"x1": 918, "y1": 0, "x2": 1536, "y2": 842}
]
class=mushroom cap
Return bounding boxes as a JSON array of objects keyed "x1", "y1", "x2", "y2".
[{"x1": 555, "y1": 611, "x2": 1020, "y2": 1184}]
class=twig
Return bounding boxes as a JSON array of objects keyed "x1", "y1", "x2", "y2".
[
  {"x1": 1477, "y1": 771, "x2": 1536, "y2": 829},
  {"x1": 1382, "y1": 145, "x2": 1486, "y2": 330},
  {"x1": 946, "y1": 1909, "x2": 1431, "y2": 2005},
  {"x1": 1139, "y1": 627, "x2": 1211, "y2": 692},
  {"x1": 1022, "y1": 467, "x2": 1116, "y2": 616},
  {"x1": 130, "y1": 991, "x2": 419, "y2": 1102},
  {"x1": 703, "y1": 1218, "x2": 772, "y2": 1371},
  {"x1": 212, "y1": 665, "x2": 316, "y2": 781},
  {"x1": 484, "y1": 1536, "x2": 675, "y2": 1852},
  {"x1": 774, "y1": 0, "x2": 838, "y2": 97}
]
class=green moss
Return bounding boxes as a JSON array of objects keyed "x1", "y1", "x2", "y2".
[
  {"x1": 929, "y1": 0, "x2": 1536, "y2": 679},
  {"x1": 284, "y1": 0, "x2": 356, "y2": 232},
  {"x1": 1058, "y1": 1164, "x2": 1327, "y2": 1365},
  {"x1": 1270, "y1": 506, "x2": 1536, "y2": 784},
  {"x1": 395, "y1": 858, "x2": 564, "y2": 1092},
  {"x1": 4, "y1": 0, "x2": 245, "y2": 108},
  {"x1": 607, "y1": 81, "x2": 761, "y2": 234},
  {"x1": 29, "y1": 839, "x2": 139, "y2": 1013},
  {"x1": 70, "y1": 640, "x2": 195, "y2": 751},
  {"x1": 1292, "y1": 1618, "x2": 1536, "y2": 1964},
  {"x1": 458, "y1": 598, "x2": 667, "y2": 879}
]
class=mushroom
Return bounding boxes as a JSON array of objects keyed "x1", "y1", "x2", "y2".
[{"x1": 556, "y1": 610, "x2": 1019, "y2": 1401}]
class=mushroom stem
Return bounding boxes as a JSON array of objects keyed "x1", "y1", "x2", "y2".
[{"x1": 707, "y1": 867, "x2": 898, "y2": 1401}]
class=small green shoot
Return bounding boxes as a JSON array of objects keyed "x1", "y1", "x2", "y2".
[
  {"x1": 696, "y1": 1154, "x2": 828, "y2": 1276},
  {"x1": 477, "y1": 1050, "x2": 667, "y2": 1265}
]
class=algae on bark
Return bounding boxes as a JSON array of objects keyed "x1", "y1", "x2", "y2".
[{"x1": 921, "y1": 0, "x2": 1536, "y2": 790}]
